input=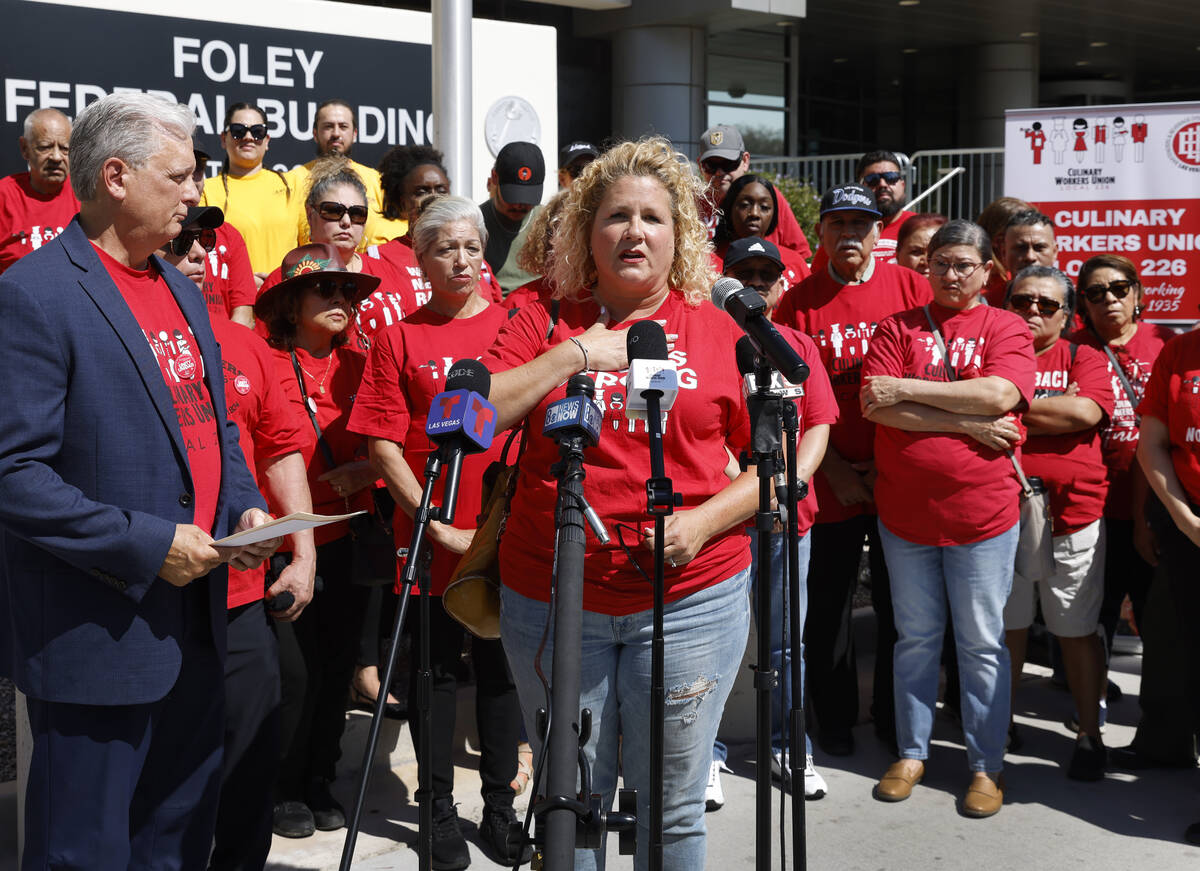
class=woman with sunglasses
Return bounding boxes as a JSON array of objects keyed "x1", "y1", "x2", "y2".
[
  {"x1": 713, "y1": 174, "x2": 810, "y2": 290},
  {"x1": 860, "y1": 220, "x2": 1035, "y2": 817},
  {"x1": 254, "y1": 243, "x2": 379, "y2": 839},
  {"x1": 348, "y1": 196, "x2": 529, "y2": 868},
  {"x1": 1070, "y1": 255, "x2": 1179, "y2": 763},
  {"x1": 201, "y1": 102, "x2": 300, "y2": 277},
  {"x1": 1001, "y1": 265, "x2": 1114, "y2": 780}
]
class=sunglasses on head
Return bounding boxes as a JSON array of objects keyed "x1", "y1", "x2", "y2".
[
  {"x1": 170, "y1": 227, "x2": 217, "y2": 257},
  {"x1": 317, "y1": 201, "x2": 369, "y2": 225},
  {"x1": 1082, "y1": 279, "x2": 1135, "y2": 304},
  {"x1": 227, "y1": 123, "x2": 267, "y2": 142},
  {"x1": 1009, "y1": 293, "x2": 1064, "y2": 317},
  {"x1": 862, "y1": 171, "x2": 903, "y2": 186},
  {"x1": 701, "y1": 156, "x2": 740, "y2": 175}
]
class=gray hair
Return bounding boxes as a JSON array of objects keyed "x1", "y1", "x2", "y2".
[
  {"x1": 927, "y1": 218, "x2": 992, "y2": 264},
  {"x1": 22, "y1": 108, "x2": 70, "y2": 140},
  {"x1": 1007, "y1": 264, "x2": 1076, "y2": 322},
  {"x1": 411, "y1": 195, "x2": 488, "y2": 260},
  {"x1": 70, "y1": 93, "x2": 195, "y2": 201}
]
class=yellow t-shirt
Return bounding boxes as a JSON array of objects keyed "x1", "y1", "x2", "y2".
[
  {"x1": 286, "y1": 158, "x2": 408, "y2": 249},
  {"x1": 201, "y1": 170, "x2": 302, "y2": 274}
]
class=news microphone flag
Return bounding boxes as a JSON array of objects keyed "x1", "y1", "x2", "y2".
[{"x1": 543, "y1": 394, "x2": 602, "y2": 447}]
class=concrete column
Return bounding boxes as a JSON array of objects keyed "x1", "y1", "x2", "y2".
[
  {"x1": 610, "y1": 25, "x2": 706, "y2": 156},
  {"x1": 432, "y1": 0, "x2": 472, "y2": 197},
  {"x1": 958, "y1": 42, "x2": 1037, "y2": 147}
]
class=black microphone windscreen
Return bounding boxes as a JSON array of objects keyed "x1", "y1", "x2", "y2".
[
  {"x1": 627, "y1": 320, "x2": 668, "y2": 362},
  {"x1": 567, "y1": 372, "x2": 597, "y2": 399},
  {"x1": 445, "y1": 358, "x2": 491, "y2": 398},
  {"x1": 735, "y1": 336, "x2": 758, "y2": 376},
  {"x1": 711, "y1": 276, "x2": 744, "y2": 312}
]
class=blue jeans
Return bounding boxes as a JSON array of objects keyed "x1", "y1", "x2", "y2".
[
  {"x1": 500, "y1": 568, "x2": 751, "y2": 871},
  {"x1": 878, "y1": 520, "x2": 1016, "y2": 773},
  {"x1": 714, "y1": 529, "x2": 812, "y2": 762}
]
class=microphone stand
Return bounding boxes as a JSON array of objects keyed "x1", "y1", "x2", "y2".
[
  {"x1": 340, "y1": 446, "x2": 453, "y2": 871},
  {"x1": 781, "y1": 398, "x2": 807, "y2": 870},
  {"x1": 643, "y1": 391, "x2": 679, "y2": 871},
  {"x1": 537, "y1": 427, "x2": 638, "y2": 869}
]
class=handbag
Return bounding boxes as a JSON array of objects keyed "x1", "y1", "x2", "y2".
[
  {"x1": 922, "y1": 306, "x2": 1054, "y2": 580},
  {"x1": 291, "y1": 351, "x2": 397, "y2": 587},
  {"x1": 442, "y1": 299, "x2": 560, "y2": 638}
]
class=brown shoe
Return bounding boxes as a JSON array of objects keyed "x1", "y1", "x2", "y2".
[
  {"x1": 963, "y1": 772, "x2": 1004, "y2": 818},
  {"x1": 873, "y1": 760, "x2": 925, "y2": 802}
]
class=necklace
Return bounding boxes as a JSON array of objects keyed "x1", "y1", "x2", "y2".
[{"x1": 299, "y1": 352, "x2": 334, "y2": 395}]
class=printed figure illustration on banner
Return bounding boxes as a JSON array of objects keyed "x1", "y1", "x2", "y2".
[{"x1": 1006, "y1": 101, "x2": 1200, "y2": 325}]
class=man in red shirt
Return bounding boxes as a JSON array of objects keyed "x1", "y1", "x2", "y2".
[
  {"x1": 856, "y1": 150, "x2": 916, "y2": 264},
  {"x1": 775, "y1": 183, "x2": 932, "y2": 757},
  {"x1": 0, "y1": 108, "x2": 79, "y2": 272},
  {"x1": 190, "y1": 137, "x2": 257, "y2": 327},
  {"x1": 696, "y1": 123, "x2": 813, "y2": 260}
]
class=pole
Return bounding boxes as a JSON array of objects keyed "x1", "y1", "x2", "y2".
[
  {"x1": 782, "y1": 399, "x2": 807, "y2": 870},
  {"x1": 432, "y1": 0, "x2": 472, "y2": 197}
]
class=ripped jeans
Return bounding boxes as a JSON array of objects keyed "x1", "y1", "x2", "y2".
[{"x1": 500, "y1": 567, "x2": 751, "y2": 871}]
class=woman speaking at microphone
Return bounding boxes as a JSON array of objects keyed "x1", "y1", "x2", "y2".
[
  {"x1": 482, "y1": 137, "x2": 760, "y2": 871},
  {"x1": 347, "y1": 196, "x2": 528, "y2": 869}
]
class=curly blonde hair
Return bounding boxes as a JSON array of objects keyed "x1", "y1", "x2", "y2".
[
  {"x1": 516, "y1": 189, "x2": 569, "y2": 275},
  {"x1": 547, "y1": 137, "x2": 717, "y2": 306}
]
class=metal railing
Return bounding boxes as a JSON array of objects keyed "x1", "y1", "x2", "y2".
[{"x1": 750, "y1": 147, "x2": 1005, "y2": 222}]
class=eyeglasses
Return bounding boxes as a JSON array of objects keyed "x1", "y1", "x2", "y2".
[
  {"x1": 170, "y1": 227, "x2": 217, "y2": 257},
  {"x1": 729, "y1": 266, "x2": 784, "y2": 288},
  {"x1": 1009, "y1": 293, "x2": 1064, "y2": 317},
  {"x1": 929, "y1": 259, "x2": 984, "y2": 278},
  {"x1": 862, "y1": 171, "x2": 903, "y2": 186},
  {"x1": 227, "y1": 123, "x2": 267, "y2": 142},
  {"x1": 1082, "y1": 279, "x2": 1136, "y2": 304},
  {"x1": 701, "y1": 157, "x2": 741, "y2": 176},
  {"x1": 316, "y1": 201, "x2": 369, "y2": 225}
]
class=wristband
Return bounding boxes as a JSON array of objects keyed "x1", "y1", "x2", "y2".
[{"x1": 568, "y1": 336, "x2": 589, "y2": 372}]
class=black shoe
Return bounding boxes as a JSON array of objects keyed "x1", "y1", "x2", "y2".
[
  {"x1": 479, "y1": 801, "x2": 532, "y2": 866},
  {"x1": 1105, "y1": 679, "x2": 1123, "y2": 703},
  {"x1": 817, "y1": 728, "x2": 854, "y2": 757},
  {"x1": 306, "y1": 778, "x2": 346, "y2": 831},
  {"x1": 1110, "y1": 743, "x2": 1197, "y2": 770},
  {"x1": 1067, "y1": 733, "x2": 1107, "y2": 781},
  {"x1": 272, "y1": 800, "x2": 315, "y2": 838},
  {"x1": 1005, "y1": 722, "x2": 1024, "y2": 754},
  {"x1": 1185, "y1": 820, "x2": 1200, "y2": 845},
  {"x1": 431, "y1": 799, "x2": 471, "y2": 871}
]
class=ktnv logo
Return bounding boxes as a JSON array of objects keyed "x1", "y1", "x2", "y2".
[{"x1": 426, "y1": 389, "x2": 496, "y2": 449}]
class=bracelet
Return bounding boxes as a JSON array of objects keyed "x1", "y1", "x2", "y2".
[{"x1": 567, "y1": 336, "x2": 589, "y2": 372}]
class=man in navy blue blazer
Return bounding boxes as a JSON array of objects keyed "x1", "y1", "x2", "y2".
[{"x1": 0, "y1": 93, "x2": 282, "y2": 870}]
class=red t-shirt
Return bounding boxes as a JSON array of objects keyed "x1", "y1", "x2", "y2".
[
  {"x1": 348, "y1": 303, "x2": 511, "y2": 595},
  {"x1": 1022, "y1": 341, "x2": 1114, "y2": 534},
  {"x1": 982, "y1": 269, "x2": 1009, "y2": 308},
  {"x1": 98, "y1": 245, "x2": 222, "y2": 535},
  {"x1": 374, "y1": 236, "x2": 505, "y2": 306},
  {"x1": 203, "y1": 223, "x2": 256, "y2": 320},
  {"x1": 504, "y1": 276, "x2": 554, "y2": 311},
  {"x1": 698, "y1": 184, "x2": 814, "y2": 262},
  {"x1": 1137, "y1": 331, "x2": 1200, "y2": 505},
  {"x1": 482, "y1": 292, "x2": 753, "y2": 615},
  {"x1": 863, "y1": 302, "x2": 1037, "y2": 546},
  {"x1": 1071, "y1": 323, "x2": 1175, "y2": 519},
  {"x1": 773, "y1": 324, "x2": 839, "y2": 534},
  {"x1": 213, "y1": 319, "x2": 308, "y2": 607},
  {"x1": 774, "y1": 263, "x2": 933, "y2": 522},
  {"x1": 269, "y1": 344, "x2": 370, "y2": 546},
  {"x1": 0, "y1": 173, "x2": 79, "y2": 273}
]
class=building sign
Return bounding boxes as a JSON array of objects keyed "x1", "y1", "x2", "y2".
[{"x1": 1005, "y1": 101, "x2": 1200, "y2": 324}]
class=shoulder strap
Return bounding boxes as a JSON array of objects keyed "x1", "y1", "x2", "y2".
[
  {"x1": 1099, "y1": 340, "x2": 1140, "y2": 408},
  {"x1": 545, "y1": 298, "x2": 560, "y2": 342},
  {"x1": 291, "y1": 350, "x2": 339, "y2": 470},
  {"x1": 922, "y1": 304, "x2": 956, "y2": 381}
]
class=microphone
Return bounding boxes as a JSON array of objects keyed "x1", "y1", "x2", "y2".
[
  {"x1": 712, "y1": 277, "x2": 809, "y2": 384},
  {"x1": 625, "y1": 320, "x2": 679, "y2": 421},
  {"x1": 736, "y1": 337, "x2": 789, "y2": 526},
  {"x1": 542, "y1": 374, "x2": 610, "y2": 543},
  {"x1": 425, "y1": 358, "x2": 497, "y2": 523}
]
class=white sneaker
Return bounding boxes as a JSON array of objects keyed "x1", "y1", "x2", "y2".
[
  {"x1": 705, "y1": 760, "x2": 728, "y2": 811},
  {"x1": 803, "y1": 755, "x2": 827, "y2": 800}
]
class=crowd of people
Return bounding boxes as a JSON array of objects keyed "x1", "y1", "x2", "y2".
[{"x1": 2, "y1": 90, "x2": 1199, "y2": 871}]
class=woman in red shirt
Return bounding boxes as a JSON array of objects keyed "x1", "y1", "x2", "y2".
[
  {"x1": 860, "y1": 220, "x2": 1036, "y2": 817},
  {"x1": 1137, "y1": 328, "x2": 1200, "y2": 845},
  {"x1": 254, "y1": 243, "x2": 378, "y2": 839},
  {"x1": 1002, "y1": 265, "x2": 1114, "y2": 779},
  {"x1": 483, "y1": 137, "x2": 757, "y2": 870},
  {"x1": 348, "y1": 196, "x2": 528, "y2": 868}
]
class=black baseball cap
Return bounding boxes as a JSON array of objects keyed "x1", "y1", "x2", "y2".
[
  {"x1": 191, "y1": 135, "x2": 215, "y2": 163},
  {"x1": 723, "y1": 236, "x2": 784, "y2": 272},
  {"x1": 495, "y1": 141, "x2": 545, "y2": 205},
  {"x1": 559, "y1": 140, "x2": 600, "y2": 169},
  {"x1": 183, "y1": 205, "x2": 224, "y2": 230},
  {"x1": 819, "y1": 183, "x2": 881, "y2": 218}
]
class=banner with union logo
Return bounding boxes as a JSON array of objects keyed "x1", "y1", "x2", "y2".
[{"x1": 1004, "y1": 101, "x2": 1200, "y2": 325}]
